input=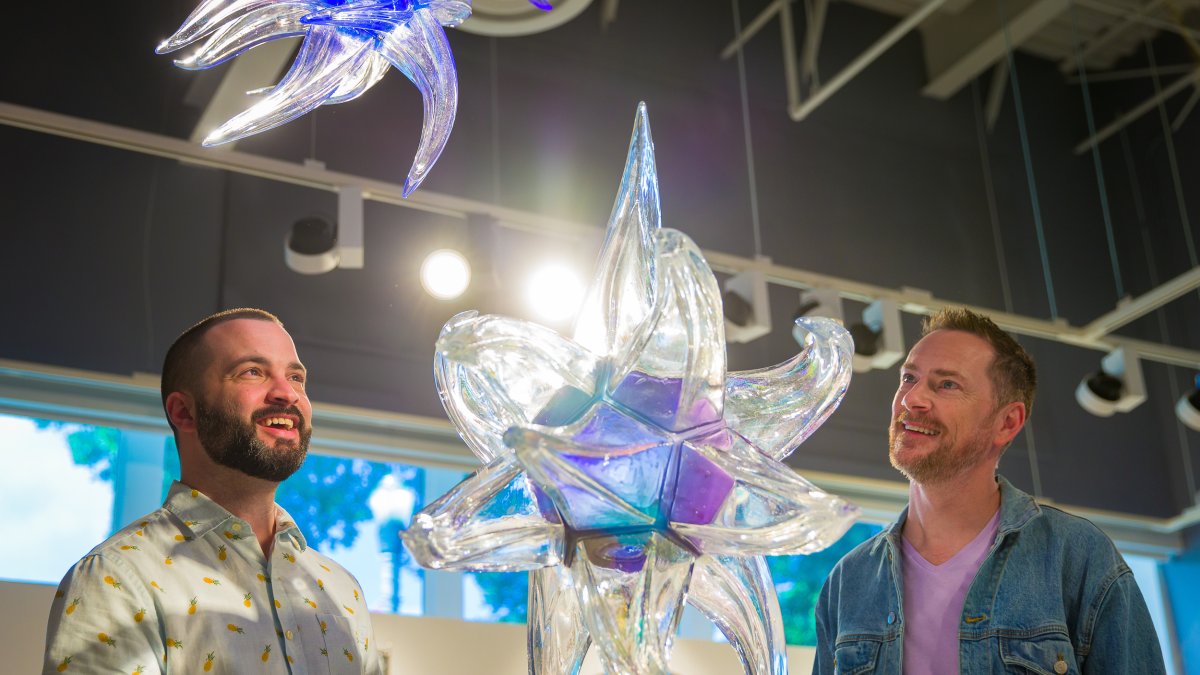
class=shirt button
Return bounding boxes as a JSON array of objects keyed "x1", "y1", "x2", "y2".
[
  {"x1": 286, "y1": 630, "x2": 294, "y2": 640},
  {"x1": 232, "y1": 523, "x2": 243, "y2": 532},
  {"x1": 886, "y1": 612, "x2": 896, "y2": 625},
  {"x1": 1054, "y1": 657, "x2": 1068, "y2": 674}
]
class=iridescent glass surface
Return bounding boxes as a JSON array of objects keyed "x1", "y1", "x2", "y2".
[{"x1": 404, "y1": 104, "x2": 859, "y2": 674}]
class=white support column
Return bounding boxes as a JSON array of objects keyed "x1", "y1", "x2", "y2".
[
  {"x1": 111, "y1": 430, "x2": 170, "y2": 532},
  {"x1": 421, "y1": 467, "x2": 467, "y2": 619}
]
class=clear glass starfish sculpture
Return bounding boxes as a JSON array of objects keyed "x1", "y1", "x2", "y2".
[
  {"x1": 403, "y1": 103, "x2": 859, "y2": 675},
  {"x1": 156, "y1": 0, "x2": 474, "y2": 196}
]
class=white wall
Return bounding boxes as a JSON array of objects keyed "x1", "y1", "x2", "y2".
[{"x1": 4, "y1": 580, "x2": 816, "y2": 674}]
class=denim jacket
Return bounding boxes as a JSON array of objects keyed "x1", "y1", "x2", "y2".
[{"x1": 813, "y1": 476, "x2": 1166, "y2": 674}]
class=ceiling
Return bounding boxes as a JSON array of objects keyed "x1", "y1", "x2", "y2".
[{"x1": 1, "y1": 0, "x2": 1199, "y2": 528}]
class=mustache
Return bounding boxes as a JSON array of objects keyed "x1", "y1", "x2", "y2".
[
  {"x1": 251, "y1": 405, "x2": 307, "y2": 428},
  {"x1": 896, "y1": 412, "x2": 942, "y2": 432}
]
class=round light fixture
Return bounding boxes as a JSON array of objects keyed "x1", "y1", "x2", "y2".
[
  {"x1": 525, "y1": 262, "x2": 584, "y2": 322},
  {"x1": 420, "y1": 249, "x2": 471, "y2": 299}
]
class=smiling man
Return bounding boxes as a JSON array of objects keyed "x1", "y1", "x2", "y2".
[
  {"x1": 813, "y1": 307, "x2": 1165, "y2": 674},
  {"x1": 44, "y1": 308, "x2": 382, "y2": 674}
]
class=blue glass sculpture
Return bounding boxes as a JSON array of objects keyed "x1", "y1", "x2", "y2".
[
  {"x1": 156, "y1": 0, "x2": 475, "y2": 197},
  {"x1": 403, "y1": 103, "x2": 859, "y2": 674}
]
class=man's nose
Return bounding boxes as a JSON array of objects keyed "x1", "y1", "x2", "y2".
[
  {"x1": 901, "y1": 386, "x2": 931, "y2": 411},
  {"x1": 266, "y1": 375, "x2": 300, "y2": 405}
]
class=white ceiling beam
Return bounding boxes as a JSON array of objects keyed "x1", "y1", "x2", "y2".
[
  {"x1": 921, "y1": 0, "x2": 1071, "y2": 100},
  {"x1": 792, "y1": 0, "x2": 951, "y2": 119},
  {"x1": 1074, "y1": 66, "x2": 1200, "y2": 154},
  {"x1": 3, "y1": 100, "x2": 1199, "y2": 368}
]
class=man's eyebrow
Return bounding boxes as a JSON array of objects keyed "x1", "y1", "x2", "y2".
[
  {"x1": 226, "y1": 356, "x2": 306, "y2": 373},
  {"x1": 930, "y1": 368, "x2": 965, "y2": 379}
]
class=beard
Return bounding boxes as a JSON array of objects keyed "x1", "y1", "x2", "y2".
[
  {"x1": 194, "y1": 398, "x2": 311, "y2": 482},
  {"x1": 888, "y1": 412, "x2": 994, "y2": 485}
]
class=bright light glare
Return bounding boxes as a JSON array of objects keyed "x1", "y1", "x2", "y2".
[
  {"x1": 525, "y1": 262, "x2": 585, "y2": 323},
  {"x1": 420, "y1": 249, "x2": 471, "y2": 299}
]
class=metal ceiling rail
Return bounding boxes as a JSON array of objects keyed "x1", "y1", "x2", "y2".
[
  {"x1": 1073, "y1": 65, "x2": 1200, "y2": 153},
  {"x1": 2, "y1": 100, "x2": 1198, "y2": 368}
]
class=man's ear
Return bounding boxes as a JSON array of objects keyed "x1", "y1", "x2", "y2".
[
  {"x1": 993, "y1": 401, "x2": 1026, "y2": 449},
  {"x1": 166, "y1": 391, "x2": 198, "y2": 434}
]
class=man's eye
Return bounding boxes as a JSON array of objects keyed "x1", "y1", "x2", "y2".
[
  {"x1": 900, "y1": 373, "x2": 916, "y2": 383},
  {"x1": 289, "y1": 374, "x2": 306, "y2": 385},
  {"x1": 242, "y1": 367, "x2": 263, "y2": 377},
  {"x1": 940, "y1": 380, "x2": 958, "y2": 390}
]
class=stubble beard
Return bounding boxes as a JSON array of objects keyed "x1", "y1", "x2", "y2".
[
  {"x1": 194, "y1": 398, "x2": 311, "y2": 483},
  {"x1": 888, "y1": 414, "x2": 992, "y2": 485}
]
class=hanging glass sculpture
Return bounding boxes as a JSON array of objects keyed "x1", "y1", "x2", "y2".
[
  {"x1": 403, "y1": 103, "x2": 859, "y2": 674},
  {"x1": 157, "y1": 0, "x2": 474, "y2": 197}
]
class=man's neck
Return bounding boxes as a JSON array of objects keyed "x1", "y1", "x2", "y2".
[
  {"x1": 902, "y1": 468, "x2": 1000, "y2": 565},
  {"x1": 181, "y1": 468, "x2": 281, "y2": 558}
]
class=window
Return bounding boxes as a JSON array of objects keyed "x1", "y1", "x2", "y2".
[{"x1": 0, "y1": 414, "x2": 116, "y2": 584}]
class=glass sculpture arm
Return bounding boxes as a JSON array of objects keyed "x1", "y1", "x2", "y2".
[
  {"x1": 402, "y1": 454, "x2": 564, "y2": 572},
  {"x1": 724, "y1": 317, "x2": 855, "y2": 460},
  {"x1": 528, "y1": 566, "x2": 591, "y2": 675},
  {"x1": 435, "y1": 311, "x2": 599, "y2": 464},
  {"x1": 689, "y1": 555, "x2": 787, "y2": 675}
]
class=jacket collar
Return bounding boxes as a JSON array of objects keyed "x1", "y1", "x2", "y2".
[{"x1": 873, "y1": 474, "x2": 1041, "y2": 555}]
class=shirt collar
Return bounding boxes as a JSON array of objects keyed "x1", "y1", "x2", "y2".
[{"x1": 163, "y1": 481, "x2": 307, "y2": 550}]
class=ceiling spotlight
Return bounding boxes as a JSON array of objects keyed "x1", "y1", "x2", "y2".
[
  {"x1": 285, "y1": 216, "x2": 340, "y2": 274},
  {"x1": 420, "y1": 249, "x2": 471, "y2": 300},
  {"x1": 847, "y1": 299, "x2": 904, "y2": 373},
  {"x1": 1075, "y1": 347, "x2": 1146, "y2": 417},
  {"x1": 1175, "y1": 373, "x2": 1200, "y2": 432},
  {"x1": 526, "y1": 262, "x2": 584, "y2": 323},
  {"x1": 723, "y1": 265, "x2": 771, "y2": 344},
  {"x1": 283, "y1": 186, "x2": 365, "y2": 275}
]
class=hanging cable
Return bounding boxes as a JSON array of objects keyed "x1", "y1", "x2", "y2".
[
  {"x1": 1141, "y1": 46, "x2": 1200, "y2": 504},
  {"x1": 971, "y1": 79, "x2": 1015, "y2": 314},
  {"x1": 997, "y1": 0, "x2": 1059, "y2": 320},
  {"x1": 1068, "y1": 4, "x2": 1125, "y2": 299},
  {"x1": 1147, "y1": 40, "x2": 1198, "y2": 271},
  {"x1": 490, "y1": 37, "x2": 503, "y2": 204},
  {"x1": 732, "y1": 0, "x2": 764, "y2": 258}
]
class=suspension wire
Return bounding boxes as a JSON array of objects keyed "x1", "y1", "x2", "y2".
[
  {"x1": 1068, "y1": 3, "x2": 1125, "y2": 299},
  {"x1": 1146, "y1": 40, "x2": 1199, "y2": 271},
  {"x1": 997, "y1": 0, "x2": 1059, "y2": 320},
  {"x1": 732, "y1": 0, "x2": 764, "y2": 258},
  {"x1": 971, "y1": 79, "x2": 1016, "y2": 314},
  {"x1": 490, "y1": 37, "x2": 503, "y2": 204},
  {"x1": 971, "y1": 76, "x2": 1042, "y2": 496},
  {"x1": 1123, "y1": 72, "x2": 1200, "y2": 499}
]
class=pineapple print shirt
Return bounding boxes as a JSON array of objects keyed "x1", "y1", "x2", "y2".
[{"x1": 44, "y1": 482, "x2": 383, "y2": 675}]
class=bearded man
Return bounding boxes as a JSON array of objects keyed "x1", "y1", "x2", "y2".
[
  {"x1": 813, "y1": 307, "x2": 1165, "y2": 674},
  {"x1": 44, "y1": 309, "x2": 382, "y2": 674}
]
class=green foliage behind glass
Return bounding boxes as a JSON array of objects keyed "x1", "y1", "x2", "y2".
[{"x1": 767, "y1": 522, "x2": 882, "y2": 646}]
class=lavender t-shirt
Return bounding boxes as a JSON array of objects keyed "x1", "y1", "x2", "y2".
[{"x1": 900, "y1": 510, "x2": 1000, "y2": 675}]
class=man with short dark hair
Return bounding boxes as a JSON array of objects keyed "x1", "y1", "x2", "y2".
[
  {"x1": 813, "y1": 307, "x2": 1165, "y2": 674},
  {"x1": 44, "y1": 309, "x2": 383, "y2": 674}
]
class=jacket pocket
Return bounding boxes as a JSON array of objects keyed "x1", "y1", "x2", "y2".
[
  {"x1": 833, "y1": 639, "x2": 881, "y2": 675},
  {"x1": 1000, "y1": 634, "x2": 1078, "y2": 674}
]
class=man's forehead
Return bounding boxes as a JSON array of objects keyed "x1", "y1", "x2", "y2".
[
  {"x1": 203, "y1": 318, "x2": 300, "y2": 365},
  {"x1": 905, "y1": 329, "x2": 995, "y2": 371}
]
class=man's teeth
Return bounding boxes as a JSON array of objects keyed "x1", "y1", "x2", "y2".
[
  {"x1": 904, "y1": 423, "x2": 937, "y2": 435},
  {"x1": 262, "y1": 417, "x2": 294, "y2": 429}
]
